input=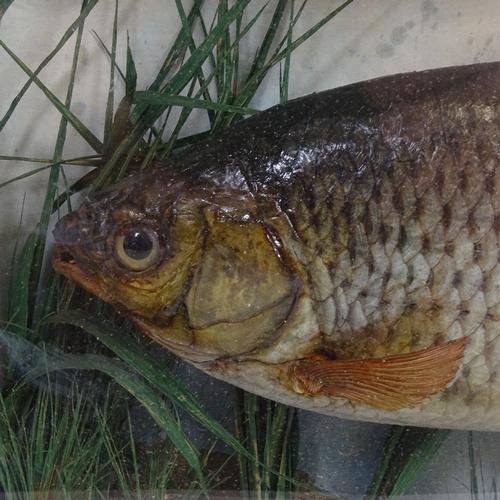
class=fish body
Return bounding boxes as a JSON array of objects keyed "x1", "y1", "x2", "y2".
[{"x1": 53, "y1": 62, "x2": 500, "y2": 430}]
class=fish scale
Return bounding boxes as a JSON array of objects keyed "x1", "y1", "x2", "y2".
[
  {"x1": 53, "y1": 62, "x2": 500, "y2": 429},
  {"x1": 289, "y1": 144, "x2": 494, "y2": 333}
]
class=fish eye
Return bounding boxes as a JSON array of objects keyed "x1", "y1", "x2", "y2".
[{"x1": 114, "y1": 224, "x2": 160, "y2": 271}]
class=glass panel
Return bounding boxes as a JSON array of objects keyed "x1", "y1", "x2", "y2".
[{"x1": 1, "y1": 1, "x2": 499, "y2": 498}]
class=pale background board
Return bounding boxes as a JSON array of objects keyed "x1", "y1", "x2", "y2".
[{"x1": 1, "y1": 0, "x2": 500, "y2": 497}]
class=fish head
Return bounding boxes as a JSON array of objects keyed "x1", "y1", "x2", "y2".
[{"x1": 52, "y1": 166, "x2": 297, "y2": 364}]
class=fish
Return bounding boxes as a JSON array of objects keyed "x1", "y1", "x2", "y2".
[{"x1": 52, "y1": 61, "x2": 500, "y2": 431}]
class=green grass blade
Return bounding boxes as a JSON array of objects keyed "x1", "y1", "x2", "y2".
[
  {"x1": 103, "y1": 0, "x2": 119, "y2": 146},
  {"x1": 468, "y1": 432, "x2": 497, "y2": 500},
  {"x1": 0, "y1": 164, "x2": 54, "y2": 189},
  {"x1": 214, "y1": 0, "x2": 231, "y2": 113},
  {"x1": 233, "y1": 389, "x2": 250, "y2": 496},
  {"x1": 468, "y1": 431, "x2": 481, "y2": 500},
  {"x1": 133, "y1": 91, "x2": 259, "y2": 115},
  {"x1": 366, "y1": 426, "x2": 451, "y2": 499},
  {"x1": 365, "y1": 426, "x2": 404, "y2": 498},
  {"x1": 103, "y1": 35, "x2": 140, "y2": 162},
  {"x1": 7, "y1": 228, "x2": 38, "y2": 331},
  {"x1": 265, "y1": 403, "x2": 292, "y2": 489},
  {"x1": 247, "y1": 0, "x2": 288, "y2": 82},
  {"x1": 244, "y1": 392, "x2": 263, "y2": 497},
  {"x1": 280, "y1": 0, "x2": 294, "y2": 104},
  {"x1": 0, "y1": 41, "x2": 103, "y2": 154},
  {"x1": 0, "y1": 0, "x2": 14, "y2": 22},
  {"x1": 93, "y1": 29, "x2": 126, "y2": 82},
  {"x1": 0, "y1": 154, "x2": 52, "y2": 163},
  {"x1": 209, "y1": 3, "x2": 268, "y2": 132},
  {"x1": 0, "y1": 0, "x2": 100, "y2": 130}
]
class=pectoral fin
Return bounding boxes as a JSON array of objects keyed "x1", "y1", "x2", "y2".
[{"x1": 286, "y1": 338, "x2": 466, "y2": 411}]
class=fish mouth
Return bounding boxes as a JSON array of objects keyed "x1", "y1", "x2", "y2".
[
  {"x1": 52, "y1": 243, "x2": 106, "y2": 301},
  {"x1": 52, "y1": 247, "x2": 79, "y2": 290},
  {"x1": 52, "y1": 245, "x2": 77, "y2": 268}
]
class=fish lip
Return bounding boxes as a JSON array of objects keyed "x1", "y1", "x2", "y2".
[
  {"x1": 53, "y1": 244, "x2": 76, "y2": 266},
  {"x1": 52, "y1": 243, "x2": 99, "y2": 291},
  {"x1": 52, "y1": 244, "x2": 73, "y2": 273}
]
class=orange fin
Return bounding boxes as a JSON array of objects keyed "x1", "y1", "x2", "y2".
[{"x1": 286, "y1": 338, "x2": 466, "y2": 411}]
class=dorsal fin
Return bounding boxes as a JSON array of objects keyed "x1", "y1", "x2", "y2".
[{"x1": 286, "y1": 338, "x2": 466, "y2": 411}]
